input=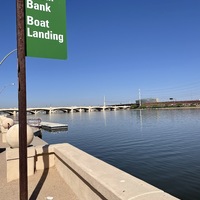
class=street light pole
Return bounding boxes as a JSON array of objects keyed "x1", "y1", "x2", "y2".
[
  {"x1": 0, "y1": 49, "x2": 17, "y2": 65},
  {"x1": 138, "y1": 89, "x2": 142, "y2": 107}
]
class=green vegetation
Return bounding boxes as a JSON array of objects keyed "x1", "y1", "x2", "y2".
[{"x1": 130, "y1": 104, "x2": 139, "y2": 109}]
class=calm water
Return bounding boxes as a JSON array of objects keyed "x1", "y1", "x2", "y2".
[{"x1": 34, "y1": 109, "x2": 200, "y2": 200}]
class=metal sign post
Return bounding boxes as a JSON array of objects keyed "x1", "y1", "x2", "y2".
[
  {"x1": 16, "y1": 0, "x2": 67, "y2": 198},
  {"x1": 16, "y1": 0, "x2": 28, "y2": 199}
]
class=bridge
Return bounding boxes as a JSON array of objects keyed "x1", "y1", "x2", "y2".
[{"x1": 0, "y1": 105, "x2": 131, "y2": 115}]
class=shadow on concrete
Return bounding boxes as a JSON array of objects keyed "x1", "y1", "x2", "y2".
[
  {"x1": 56, "y1": 155, "x2": 107, "y2": 200},
  {"x1": 29, "y1": 145, "x2": 50, "y2": 200},
  {"x1": 0, "y1": 148, "x2": 5, "y2": 153}
]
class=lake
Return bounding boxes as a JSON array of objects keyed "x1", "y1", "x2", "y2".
[{"x1": 33, "y1": 109, "x2": 200, "y2": 200}]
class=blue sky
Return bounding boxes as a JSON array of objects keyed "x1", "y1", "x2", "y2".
[{"x1": 1, "y1": 0, "x2": 200, "y2": 108}]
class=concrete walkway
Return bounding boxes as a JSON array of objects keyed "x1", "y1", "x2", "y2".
[{"x1": 0, "y1": 134, "x2": 79, "y2": 200}]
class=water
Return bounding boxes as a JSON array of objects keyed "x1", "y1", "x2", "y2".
[{"x1": 34, "y1": 109, "x2": 200, "y2": 200}]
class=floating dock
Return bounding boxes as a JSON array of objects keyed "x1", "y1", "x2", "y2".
[{"x1": 40, "y1": 122, "x2": 68, "y2": 131}]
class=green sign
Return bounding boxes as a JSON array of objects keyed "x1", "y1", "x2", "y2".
[{"x1": 25, "y1": 0, "x2": 67, "y2": 59}]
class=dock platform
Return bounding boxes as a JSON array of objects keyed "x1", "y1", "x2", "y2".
[{"x1": 40, "y1": 122, "x2": 68, "y2": 131}]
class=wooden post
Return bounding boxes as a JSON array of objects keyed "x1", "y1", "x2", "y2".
[{"x1": 16, "y1": 0, "x2": 28, "y2": 199}]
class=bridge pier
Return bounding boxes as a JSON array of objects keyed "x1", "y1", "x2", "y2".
[
  {"x1": 48, "y1": 108, "x2": 53, "y2": 114},
  {"x1": 70, "y1": 109, "x2": 74, "y2": 113}
]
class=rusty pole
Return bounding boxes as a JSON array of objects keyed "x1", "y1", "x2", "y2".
[{"x1": 16, "y1": 0, "x2": 28, "y2": 199}]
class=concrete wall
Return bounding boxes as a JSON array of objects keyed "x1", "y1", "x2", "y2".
[
  {"x1": 6, "y1": 146, "x2": 35, "y2": 182},
  {"x1": 53, "y1": 143, "x2": 179, "y2": 200},
  {"x1": 6, "y1": 138, "x2": 179, "y2": 200}
]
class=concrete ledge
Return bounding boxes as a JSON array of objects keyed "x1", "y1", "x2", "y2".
[
  {"x1": 1, "y1": 133, "x2": 7, "y2": 143},
  {"x1": 6, "y1": 146, "x2": 36, "y2": 182},
  {"x1": 30, "y1": 136, "x2": 55, "y2": 170},
  {"x1": 1, "y1": 126, "x2": 8, "y2": 143},
  {"x1": 53, "y1": 143, "x2": 179, "y2": 200},
  {"x1": 4, "y1": 138, "x2": 179, "y2": 199},
  {"x1": 6, "y1": 136, "x2": 50, "y2": 182},
  {"x1": 35, "y1": 144, "x2": 55, "y2": 170},
  {"x1": 31, "y1": 135, "x2": 48, "y2": 146}
]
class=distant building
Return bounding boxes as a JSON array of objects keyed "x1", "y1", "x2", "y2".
[{"x1": 136, "y1": 98, "x2": 159, "y2": 105}]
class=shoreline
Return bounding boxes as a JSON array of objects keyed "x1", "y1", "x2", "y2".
[{"x1": 132, "y1": 106, "x2": 200, "y2": 111}]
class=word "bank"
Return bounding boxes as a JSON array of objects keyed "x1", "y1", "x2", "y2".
[{"x1": 26, "y1": 0, "x2": 52, "y2": 12}]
